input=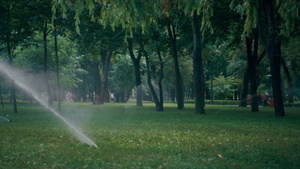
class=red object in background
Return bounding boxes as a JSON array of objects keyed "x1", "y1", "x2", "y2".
[
  {"x1": 270, "y1": 98, "x2": 275, "y2": 107},
  {"x1": 264, "y1": 93, "x2": 269, "y2": 100}
]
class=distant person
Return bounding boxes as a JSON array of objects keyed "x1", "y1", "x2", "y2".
[{"x1": 110, "y1": 93, "x2": 115, "y2": 103}]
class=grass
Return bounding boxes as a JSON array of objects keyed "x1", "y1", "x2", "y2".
[{"x1": 0, "y1": 102, "x2": 300, "y2": 168}]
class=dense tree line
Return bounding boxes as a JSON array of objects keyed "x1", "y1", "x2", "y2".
[{"x1": 0, "y1": 0, "x2": 299, "y2": 116}]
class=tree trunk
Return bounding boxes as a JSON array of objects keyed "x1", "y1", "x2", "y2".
[
  {"x1": 265, "y1": 0, "x2": 285, "y2": 116},
  {"x1": 93, "y1": 62, "x2": 102, "y2": 105},
  {"x1": 166, "y1": 19, "x2": 184, "y2": 109},
  {"x1": 234, "y1": 91, "x2": 238, "y2": 100},
  {"x1": 80, "y1": 58, "x2": 88, "y2": 102},
  {"x1": 43, "y1": 20, "x2": 53, "y2": 105},
  {"x1": 209, "y1": 61, "x2": 213, "y2": 104},
  {"x1": 128, "y1": 38, "x2": 143, "y2": 106},
  {"x1": 170, "y1": 87, "x2": 175, "y2": 102},
  {"x1": 279, "y1": 42, "x2": 293, "y2": 103},
  {"x1": 54, "y1": 19, "x2": 61, "y2": 113},
  {"x1": 100, "y1": 51, "x2": 113, "y2": 104},
  {"x1": 89, "y1": 88, "x2": 94, "y2": 102},
  {"x1": 246, "y1": 35, "x2": 259, "y2": 112},
  {"x1": 144, "y1": 53, "x2": 163, "y2": 111},
  {"x1": 191, "y1": 12, "x2": 205, "y2": 114},
  {"x1": 6, "y1": 6, "x2": 17, "y2": 113},
  {"x1": 82, "y1": 76, "x2": 87, "y2": 102},
  {"x1": 157, "y1": 48, "x2": 164, "y2": 111},
  {"x1": 152, "y1": 27, "x2": 164, "y2": 111},
  {"x1": 136, "y1": 33, "x2": 163, "y2": 111}
]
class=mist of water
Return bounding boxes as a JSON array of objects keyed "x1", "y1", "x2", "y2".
[{"x1": 0, "y1": 62, "x2": 98, "y2": 147}]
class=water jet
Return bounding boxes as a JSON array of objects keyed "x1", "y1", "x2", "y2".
[
  {"x1": 0, "y1": 115, "x2": 11, "y2": 122},
  {"x1": 0, "y1": 62, "x2": 98, "y2": 147}
]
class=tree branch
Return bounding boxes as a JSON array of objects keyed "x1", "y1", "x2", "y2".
[
  {"x1": 257, "y1": 0, "x2": 268, "y2": 50},
  {"x1": 256, "y1": 50, "x2": 266, "y2": 65},
  {"x1": 46, "y1": 29, "x2": 52, "y2": 36}
]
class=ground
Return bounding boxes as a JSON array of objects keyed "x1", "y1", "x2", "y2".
[{"x1": 0, "y1": 102, "x2": 299, "y2": 168}]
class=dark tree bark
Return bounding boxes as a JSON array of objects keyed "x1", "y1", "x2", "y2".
[
  {"x1": 157, "y1": 49, "x2": 164, "y2": 110},
  {"x1": 239, "y1": 63, "x2": 249, "y2": 107},
  {"x1": 246, "y1": 35, "x2": 259, "y2": 112},
  {"x1": 264, "y1": 0, "x2": 285, "y2": 116},
  {"x1": 89, "y1": 87, "x2": 94, "y2": 102},
  {"x1": 234, "y1": 91, "x2": 238, "y2": 100},
  {"x1": 135, "y1": 33, "x2": 163, "y2": 111},
  {"x1": 80, "y1": 58, "x2": 88, "y2": 102},
  {"x1": 191, "y1": 11, "x2": 205, "y2": 114},
  {"x1": 144, "y1": 53, "x2": 163, "y2": 111},
  {"x1": 152, "y1": 27, "x2": 164, "y2": 111},
  {"x1": 43, "y1": 20, "x2": 53, "y2": 105},
  {"x1": 93, "y1": 61, "x2": 102, "y2": 105},
  {"x1": 279, "y1": 41, "x2": 293, "y2": 103},
  {"x1": 166, "y1": 19, "x2": 184, "y2": 109},
  {"x1": 240, "y1": 30, "x2": 266, "y2": 110},
  {"x1": 127, "y1": 38, "x2": 143, "y2": 106},
  {"x1": 81, "y1": 75, "x2": 87, "y2": 102},
  {"x1": 99, "y1": 51, "x2": 113, "y2": 104},
  {"x1": 170, "y1": 87, "x2": 175, "y2": 102},
  {"x1": 54, "y1": 19, "x2": 61, "y2": 113}
]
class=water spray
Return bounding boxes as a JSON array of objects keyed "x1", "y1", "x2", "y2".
[
  {"x1": 0, "y1": 62, "x2": 98, "y2": 147},
  {"x1": 0, "y1": 115, "x2": 11, "y2": 122}
]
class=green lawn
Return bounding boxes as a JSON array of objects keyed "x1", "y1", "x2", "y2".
[{"x1": 0, "y1": 102, "x2": 299, "y2": 168}]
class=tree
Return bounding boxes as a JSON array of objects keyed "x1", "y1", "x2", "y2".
[
  {"x1": 127, "y1": 38, "x2": 143, "y2": 106},
  {"x1": 281, "y1": 36, "x2": 300, "y2": 103},
  {"x1": 27, "y1": 0, "x2": 54, "y2": 105},
  {"x1": 261, "y1": 0, "x2": 285, "y2": 116},
  {"x1": 191, "y1": 11, "x2": 205, "y2": 114},
  {"x1": 151, "y1": 26, "x2": 164, "y2": 111},
  {"x1": 165, "y1": 17, "x2": 185, "y2": 110},
  {"x1": 177, "y1": 0, "x2": 213, "y2": 113},
  {"x1": 0, "y1": 0, "x2": 36, "y2": 113},
  {"x1": 53, "y1": 18, "x2": 62, "y2": 113},
  {"x1": 109, "y1": 54, "x2": 135, "y2": 103},
  {"x1": 233, "y1": 0, "x2": 299, "y2": 116},
  {"x1": 99, "y1": 51, "x2": 113, "y2": 104},
  {"x1": 135, "y1": 30, "x2": 163, "y2": 111},
  {"x1": 162, "y1": 0, "x2": 213, "y2": 111},
  {"x1": 64, "y1": 3, "x2": 126, "y2": 105}
]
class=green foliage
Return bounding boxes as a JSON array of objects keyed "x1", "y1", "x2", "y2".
[
  {"x1": 282, "y1": 36, "x2": 300, "y2": 81},
  {"x1": 278, "y1": 0, "x2": 300, "y2": 37},
  {"x1": 230, "y1": 0, "x2": 300, "y2": 38},
  {"x1": 109, "y1": 54, "x2": 135, "y2": 93},
  {"x1": 13, "y1": 32, "x2": 83, "y2": 92},
  {"x1": 0, "y1": 0, "x2": 36, "y2": 53},
  {"x1": 231, "y1": 0, "x2": 258, "y2": 38},
  {"x1": 0, "y1": 102, "x2": 300, "y2": 168},
  {"x1": 207, "y1": 73, "x2": 239, "y2": 100}
]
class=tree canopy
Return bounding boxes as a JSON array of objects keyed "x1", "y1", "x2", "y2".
[{"x1": 0, "y1": 0, "x2": 299, "y2": 116}]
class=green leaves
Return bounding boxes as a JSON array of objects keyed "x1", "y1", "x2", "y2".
[
  {"x1": 230, "y1": 0, "x2": 299, "y2": 38},
  {"x1": 206, "y1": 74, "x2": 239, "y2": 100},
  {"x1": 278, "y1": 0, "x2": 300, "y2": 37}
]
